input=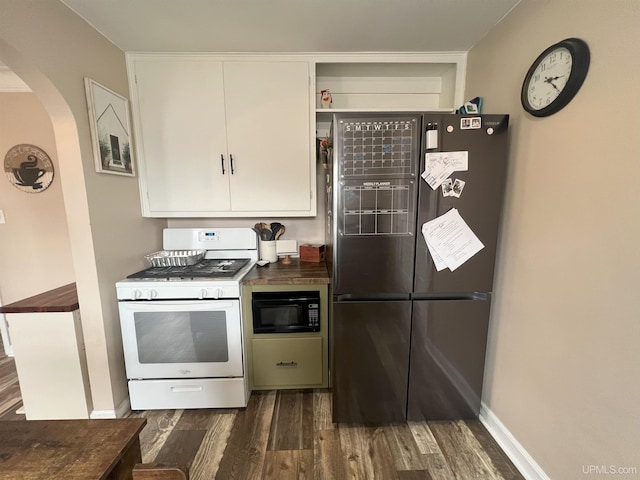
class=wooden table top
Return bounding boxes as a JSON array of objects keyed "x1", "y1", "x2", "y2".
[
  {"x1": 242, "y1": 258, "x2": 330, "y2": 285},
  {"x1": 0, "y1": 418, "x2": 146, "y2": 479},
  {"x1": 0, "y1": 283, "x2": 79, "y2": 314}
]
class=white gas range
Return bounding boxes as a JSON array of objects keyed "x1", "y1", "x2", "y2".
[{"x1": 115, "y1": 228, "x2": 257, "y2": 411}]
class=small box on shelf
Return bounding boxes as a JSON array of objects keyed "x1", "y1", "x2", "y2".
[{"x1": 299, "y1": 244, "x2": 325, "y2": 263}]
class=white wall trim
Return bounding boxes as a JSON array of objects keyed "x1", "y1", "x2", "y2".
[
  {"x1": 90, "y1": 409, "x2": 116, "y2": 419},
  {"x1": 90, "y1": 396, "x2": 131, "y2": 419},
  {"x1": 479, "y1": 403, "x2": 550, "y2": 480},
  {"x1": 0, "y1": 65, "x2": 31, "y2": 92},
  {"x1": 0, "y1": 290, "x2": 14, "y2": 357},
  {"x1": 0, "y1": 313, "x2": 13, "y2": 357}
]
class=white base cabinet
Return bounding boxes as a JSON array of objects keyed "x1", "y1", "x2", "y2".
[
  {"x1": 128, "y1": 55, "x2": 315, "y2": 217},
  {"x1": 6, "y1": 310, "x2": 92, "y2": 420}
]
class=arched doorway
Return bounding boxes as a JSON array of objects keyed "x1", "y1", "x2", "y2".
[
  {"x1": 0, "y1": 3, "x2": 165, "y2": 417},
  {"x1": 0, "y1": 39, "x2": 117, "y2": 418},
  {"x1": 0, "y1": 62, "x2": 76, "y2": 353}
]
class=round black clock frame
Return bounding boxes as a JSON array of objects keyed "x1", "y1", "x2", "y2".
[{"x1": 521, "y1": 37, "x2": 590, "y2": 117}]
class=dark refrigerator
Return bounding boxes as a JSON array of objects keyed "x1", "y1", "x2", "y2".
[{"x1": 327, "y1": 112, "x2": 509, "y2": 424}]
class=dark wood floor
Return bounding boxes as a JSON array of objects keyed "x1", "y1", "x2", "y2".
[
  {"x1": 0, "y1": 353, "x2": 524, "y2": 479},
  {"x1": 0, "y1": 354, "x2": 22, "y2": 421}
]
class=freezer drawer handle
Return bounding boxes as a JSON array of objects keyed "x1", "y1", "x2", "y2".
[{"x1": 276, "y1": 361, "x2": 298, "y2": 367}]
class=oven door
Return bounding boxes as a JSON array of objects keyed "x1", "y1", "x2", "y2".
[{"x1": 118, "y1": 300, "x2": 243, "y2": 380}]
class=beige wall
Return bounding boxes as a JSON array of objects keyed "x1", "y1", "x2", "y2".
[
  {"x1": 0, "y1": 93, "x2": 75, "y2": 302},
  {"x1": 466, "y1": 1, "x2": 640, "y2": 478},
  {"x1": 0, "y1": 1, "x2": 165, "y2": 414},
  {"x1": 167, "y1": 183, "x2": 327, "y2": 246}
]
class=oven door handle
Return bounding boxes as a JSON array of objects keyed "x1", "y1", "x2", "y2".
[{"x1": 121, "y1": 300, "x2": 236, "y2": 311}]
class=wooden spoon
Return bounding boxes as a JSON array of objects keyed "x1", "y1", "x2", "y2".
[{"x1": 261, "y1": 222, "x2": 273, "y2": 240}]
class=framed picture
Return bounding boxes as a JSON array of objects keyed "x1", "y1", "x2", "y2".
[{"x1": 84, "y1": 78, "x2": 136, "y2": 176}]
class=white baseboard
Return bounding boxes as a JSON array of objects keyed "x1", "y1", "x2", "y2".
[
  {"x1": 89, "y1": 410, "x2": 116, "y2": 419},
  {"x1": 479, "y1": 403, "x2": 550, "y2": 480},
  {"x1": 0, "y1": 312, "x2": 13, "y2": 357},
  {"x1": 90, "y1": 396, "x2": 131, "y2": 419}
]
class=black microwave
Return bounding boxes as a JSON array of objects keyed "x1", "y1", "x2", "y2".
[{"x1": 252, "y1": 290, "x2": 320, "y2": 333}]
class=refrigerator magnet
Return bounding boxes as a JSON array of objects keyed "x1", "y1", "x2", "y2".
[
  {"x1": 461, "y1": 117, "x2": 482, "y2": 130},
  {"x1": 441, "y1": 179, "x2": 453, "y2": 197},
  {"x1": 451, "y1": 179, "x2": 466, "y2": 198}
]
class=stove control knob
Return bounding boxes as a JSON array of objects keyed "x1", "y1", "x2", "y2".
[
  {"x1": 199, "y1": 289, "x2": 208, "y2": 300},
  {"x1": 133, "y1": 289, "x2": 143, "y2": 300},
  {"x1": 146, "y1": 289, "x2": 158, "y2": 300},
  {"x1": 213, "y1": 287, "x2": 224, "y2": 299}
]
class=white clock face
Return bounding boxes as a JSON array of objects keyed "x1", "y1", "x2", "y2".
[{"x1": 526, "y1": 47, "x2": 573, "y2": 110}]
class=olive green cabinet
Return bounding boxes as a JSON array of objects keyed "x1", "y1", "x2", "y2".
[
  {"x1": 252, "y1": 337, "x2": 323, "y2": 387},
  {"x1": 242, "y1": 284, "x2": 329, "y2": 390}
]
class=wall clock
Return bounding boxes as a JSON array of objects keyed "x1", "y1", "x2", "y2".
[
  {"x1": 521, "y1": 38, "x2": 590, "y2": 117},
  {"x1": 4, "y1": 144, "x2": 55, "y2": 193}
]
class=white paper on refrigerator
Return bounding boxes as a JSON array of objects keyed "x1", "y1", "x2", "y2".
[
  {"x1": 447, "y1": 151, "x2": 469, "y2": 172},
  {"x1": 421, "y1": 151, "x2": 468, "y2": 190},
  {"x1": 421, "y1": 208, "x2": 484, "y2": 271},
  {"x1": 425, "y1": 240, "x2": 449, "y2": 271},
  {"x1": 421, "y1": 152, "x2": 455, "y2": 189}
]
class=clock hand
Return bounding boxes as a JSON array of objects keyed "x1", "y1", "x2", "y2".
[{"x1": 544, "y1": 76, "x2": 562, "y2": 93}]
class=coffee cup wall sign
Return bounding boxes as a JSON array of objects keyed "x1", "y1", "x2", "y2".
[{"x1": 4, "y1": 144, "x2": 55, "y2": 193}]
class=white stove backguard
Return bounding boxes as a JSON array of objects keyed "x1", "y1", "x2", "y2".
[{"x1": 163, "y1": 228, "x2": 258, "y2": 255}]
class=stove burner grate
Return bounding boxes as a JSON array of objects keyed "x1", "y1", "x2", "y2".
[{"x1": 127, "y1": 258, "x2": 250, "y2": 280}]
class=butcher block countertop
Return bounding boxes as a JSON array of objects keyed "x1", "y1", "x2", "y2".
[
  {"x1": 243, "y1": 258, "x2": 330, "y2": 285},
  {"x1": 0, "y1": 283, "x2": 78, "y2": 313}
]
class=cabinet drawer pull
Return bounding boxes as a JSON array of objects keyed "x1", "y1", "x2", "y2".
[
  {"x1": 230, "y1": 154, "x2": 235, "y2": 174},
  {"x1": 220, "y1": 154, "x2": 225, "y2": 174},
  {"x1": 276, "y1": 361, "x2": 298, "y2": 367},
  {"x1": 170, "y1": 385, "x2": 203, "y2": 393}
]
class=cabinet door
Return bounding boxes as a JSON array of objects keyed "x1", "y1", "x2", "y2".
[
  {"x1": 224, "y1": 61, "x2": 312, "y2": 214},
  {"x1": 131, "y1": 57, "x2": 231, "y2": 215}
]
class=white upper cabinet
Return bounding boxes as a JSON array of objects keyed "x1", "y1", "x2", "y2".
[
  {"x1": 130, "y1": 57, "x2": 230, "y2": 215},
  {"x1": 127, "y1": 55, "x2": 314, "y2": 217},
  {"x1": 312, "y1": 54, "x2": 466, "y2": 138},
  {"x1": 127, "y1": 53, "x2": 465, "y2": 217},
  {"x1": 223, "y1": 61, "x2": 312, "y2": 214},
  {"x1": 313, "y1": 54, "x2": 465, "y2": 113}
]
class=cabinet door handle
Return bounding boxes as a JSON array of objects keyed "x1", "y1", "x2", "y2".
[
  {"x1": 230, "y1": 154, "x2": 235, "y2": 174},
  {"x1": 276, "y1": 361, "x2": 298, "y2": 367},
  {"x1": 220, "y1": 154, "x2": 226, "y2": 175}
]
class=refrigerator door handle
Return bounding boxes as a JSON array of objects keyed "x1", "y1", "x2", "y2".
[
  {"x1": 410, "y1": 292, "x2": 490, "y2": 301},
  {"x1": 334, "y1": 293, "x2": 411, "y2": 302}
]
